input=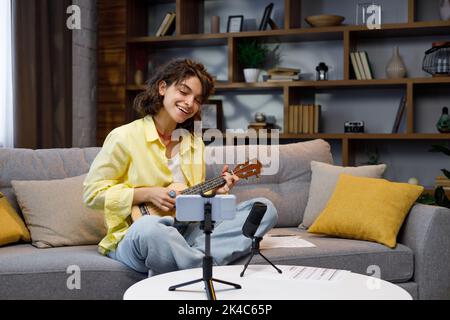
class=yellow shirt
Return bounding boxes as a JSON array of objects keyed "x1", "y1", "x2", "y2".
[{"x1": 83, "y1": 115, "x2": 205, "y2": 255}]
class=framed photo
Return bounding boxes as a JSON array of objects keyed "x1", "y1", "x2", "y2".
[
  {"x1": 259, "y1": 3, "x2": 274, "y2": 31},
  {"x1": 227, "y1": 15, "x2": 244, "y2": 33},
  {"x1": 201, "y1": 100, "x2": 223, "y2": 132}
]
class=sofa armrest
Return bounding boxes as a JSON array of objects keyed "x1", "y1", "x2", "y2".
[{"x1": 398, "y1": 203, "x2": 450, "y2": 299}]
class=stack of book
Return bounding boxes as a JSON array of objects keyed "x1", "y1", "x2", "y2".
[
  {"x1": 287, "y1": 104, "x2": 321, "y2": 134},
  {"x1": 435, "y1": 176, "x2": 450, "y2": 190},
  {"x1": 350, "y1": 51, "x2": 373, "y2": 80},
  {"x1": 266, "y1": 67, "x2": 301, "y2": 82},
  {"x1": 155, "y1": 12, "x2": 176, "y2": 37}
]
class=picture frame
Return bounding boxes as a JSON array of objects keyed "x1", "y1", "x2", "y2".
[
  {"x1": 227, "y1": 15, "x2": 244, "y2": 33},
  {"x1": 201, "y1": 100, "x2": 223, "y2": 132},
  {"x1": 258, "y1": 3, "x2": 274, "y2": 31}
]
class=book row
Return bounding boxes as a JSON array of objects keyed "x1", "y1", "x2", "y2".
[
  {"x1": 350, "y1": 51, "x2": 373, "y2": 80},
  {"x1": 288, "y1": 104, "x2": 321, "y2": 134},
  {"x1": 155, "y1": 12, "x2": 176, "y2": 37}
]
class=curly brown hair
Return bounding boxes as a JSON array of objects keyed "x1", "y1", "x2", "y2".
[{"x1": 133, "y1": 59, "x2": 215, "y2": 133}]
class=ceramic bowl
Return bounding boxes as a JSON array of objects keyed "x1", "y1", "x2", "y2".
[{"x1": 305, "y1": 15, "x2": 345, "y2": 27}]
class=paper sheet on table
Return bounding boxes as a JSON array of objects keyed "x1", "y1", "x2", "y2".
[
  {"x1": 260, "y1": 235, "x2": 316, "y2": 249},
  {"x1": 247, "y1": 265, "x2": 351, "y2": 282}
]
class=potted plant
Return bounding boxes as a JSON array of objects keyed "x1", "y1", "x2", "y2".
[
  {"x1": 237, "y1": 40, "x2": 269, "y2": 83},
  {"x1": 417, "y1": 143, "x2": 450, "y2": 208}
]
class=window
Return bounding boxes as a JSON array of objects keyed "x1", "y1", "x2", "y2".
[{"x1": 0, "y1": 0, "x2": 14, "y2": 148}]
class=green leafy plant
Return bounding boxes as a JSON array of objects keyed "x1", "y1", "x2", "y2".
[
  {"x1": 417, "y1": 143, "x2": 450, "y2": 208},
  {"x1": 363, "y1": 147, "x2": 379, "y2": 165},
  {"x1": 237, "y1": 40, "x2": 270, "y2": 69}
]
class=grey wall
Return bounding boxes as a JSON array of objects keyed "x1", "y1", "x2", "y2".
[
  {"x1": 416, "y1": 0, "x2": 444, "y2": 21},
  {"x1": 148, "y1": 40, "x2": 343, "y2": 131},
  {"x1": 301, "y1": 0, "x2": 408, "y2": 26},
  {"x1": 354, "y1": 140, "x2": 450, "y2": 188},
  {"x1": 132, "y1": 0, "x2": 450, "y2": 187},
  {"x1": 357, "y1": 35, "x2": 449, "y2": 79},
  {"x1": 72, "y1": 0, "x2": 97, "y2": 147},
  {"x1": 203, "y1": 0, "x2": 285, "y2": 33}
]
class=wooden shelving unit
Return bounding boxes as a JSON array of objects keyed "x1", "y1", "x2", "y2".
[
  {"x1": 128, "y1": 77, "x2": 450, "y2": 92},
  {"x1": 98, "y1": 0, "x2": 450, "y2": 167}
]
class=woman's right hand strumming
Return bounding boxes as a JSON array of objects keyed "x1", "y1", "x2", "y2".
[{"x1": 133, "y1": 187, "x2": 178, "y2": 212}]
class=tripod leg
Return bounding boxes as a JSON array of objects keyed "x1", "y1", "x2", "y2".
[
  {"x1": 205, "y1": 279, "x2": 216, "y2": 300},
  {"x1": 259, "y1": 252, "x2": 282, "y2": 274},
  {"x1": 212, "y1": 278, "x2": 242, "y2": 289},
  {"x1": 240, "y1": 252, "x2": 255, "y2": 277},
  {"x1": 169, "y1": 278, "x2": 203, "y2": 291}
]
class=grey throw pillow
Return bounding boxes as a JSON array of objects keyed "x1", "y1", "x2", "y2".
[
  {"x1": 11, "y1": 174, "x2": 106, "y2": 248},
  {"x1": 300, "y1": 161, "x2": 387, "y2": 229},
  {"x1": 205, "y1": 139, "x2": 334, "y2": 227}
]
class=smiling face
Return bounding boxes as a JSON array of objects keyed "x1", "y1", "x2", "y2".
[{"x1": 158, "y1": 76, "x2": 203, "y2": 124}]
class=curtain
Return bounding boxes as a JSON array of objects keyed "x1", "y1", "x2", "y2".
[
  {"x1": 12, "y1": 0, "x2": 72, "y2": 149},
  {"x1": 0, "y1": 0, "x2": 14, "y2": 148}
]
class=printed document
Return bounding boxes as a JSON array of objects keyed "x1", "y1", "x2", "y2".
[
  {"x1": 260, "y1": 235, "x2": 316, "y2": 249},
  {"x1": 246, "y1": 265, "x2": 350, "y2": 282},
  {"x1": 279, "y1": 265, "x2": 350, "y2": 281}
]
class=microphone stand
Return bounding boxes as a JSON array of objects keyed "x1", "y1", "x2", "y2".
[
  {"x1": 240, "y1": 236, "x2": 282, "y2": 277},
  {"x1": 169, "y1": 192, "x2": 241, "y2": 300}
]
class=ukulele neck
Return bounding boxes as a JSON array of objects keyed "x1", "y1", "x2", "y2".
[{"x1": 181, "y1": 175, "x2": 227, "y2": 195}]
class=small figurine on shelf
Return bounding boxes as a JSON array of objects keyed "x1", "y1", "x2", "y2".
[
  {"x1": 437, "y1": 106, "x2": 450, "y2": 133},
  {"x1": 255, "y1": 112, "x2": 266, "y2": 123},
  {"x1": 316, "y1": 62, "x2": 329, "y2": 81},
  {"x1": 248, "y1": 113, "x2": 278, "y2": 132}
]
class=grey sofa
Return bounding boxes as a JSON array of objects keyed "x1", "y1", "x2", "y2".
[{"x1": 1, "y1": 140, "x2": 449, "y2": 300}]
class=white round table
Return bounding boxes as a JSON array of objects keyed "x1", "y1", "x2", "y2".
[{"x1": 124, "y1": 265, "x2": 412, "y2": 300}]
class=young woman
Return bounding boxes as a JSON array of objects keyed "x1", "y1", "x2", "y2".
[{"x1": 83, "y1": 59, "x2": 277, "y2": 275}]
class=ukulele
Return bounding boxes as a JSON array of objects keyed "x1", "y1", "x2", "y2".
[{"x1": 130, "y1": 160, "x2": 262, "y2": 222}]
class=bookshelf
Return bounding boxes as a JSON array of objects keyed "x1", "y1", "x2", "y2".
[{"x1": 97, "y1": 0, "x2": 450, "y2": 179}]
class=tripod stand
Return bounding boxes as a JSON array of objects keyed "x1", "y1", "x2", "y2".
[
  {"x1": 240, "y1": 236, "x2": 282, "y2": 277},
  {"x1": 168, "y1": 193, "x2": 241, "y2": 300}
]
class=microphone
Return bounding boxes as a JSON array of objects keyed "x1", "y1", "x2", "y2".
[
  {"x1": 242, "y1": 202, "x2": 267, "y2": 238},
  {"x1": 240, "y1": 201, "x2": 282, "y2": 276}
]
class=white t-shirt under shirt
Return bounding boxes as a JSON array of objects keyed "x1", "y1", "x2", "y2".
[{"x1": 167, "y1": 152, "x2": 186, "y2": 184}]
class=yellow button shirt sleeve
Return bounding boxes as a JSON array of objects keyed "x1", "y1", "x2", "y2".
[{"x1": 83, "y1": 129, "x2": 134, "y2": 220}]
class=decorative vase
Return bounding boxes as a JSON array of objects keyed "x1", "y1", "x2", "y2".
[
  {"x1": 440, "y1": 0, "x2": 450, "y2": 21},
  {"x1": 386, "y1": 46, "x2": 407, "y2": 79},
  {"x1": 243, "y1": 68, "x2": 260, "y2": 83},
  {"x1": 437, "y1": 106, "x2": 450, "y2": 133},
  {"x1": 134, "y1": 69, "x2": 144, "y2": 85}
]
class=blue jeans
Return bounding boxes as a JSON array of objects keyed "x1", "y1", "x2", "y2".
[{"x1": 108, "y1": 197, "x2": 278, "y2": 275}]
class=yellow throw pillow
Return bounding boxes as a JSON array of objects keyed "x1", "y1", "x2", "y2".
[
  {"x1": 308, "y1": 174, "x2": 424, "y2": 248},
  {"x1": 0, "y1": 192, "x2": 31, "y2": 246}
]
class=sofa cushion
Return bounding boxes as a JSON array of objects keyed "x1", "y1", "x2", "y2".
[
  {"x1": 0, "y1": 147, "x2": 101, "y2": 214},
  {"x1": 0, "y1": 192, "x2": 31, "y2": 246},
  {"x1": 205, "y1": 140, "x2": 333, "y2": 227},
  {"x1": 0, "y1": 244, "x2": 146, "y2": 299},
  {"x1": 232, "y1": 228, "x2": 414, "y2": 283},
  {"x1": 11, "y1": 174, "x2": 106, "y2": 248},
  {"x1": 301, "y1": 161, "x2": 387, "y2": 229},
  {"x1": 308, "y1": 174, "x2": 424, "y2": 248}
]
